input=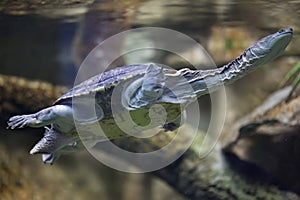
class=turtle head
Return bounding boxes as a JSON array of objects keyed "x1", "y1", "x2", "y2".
[
  {"x1": 30, "y1": 127, "x2": 82, "y2": 164},
  {"x1": 247, "y1": 28, "x2": 293, "y2": 66}
]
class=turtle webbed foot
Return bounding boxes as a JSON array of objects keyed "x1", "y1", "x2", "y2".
[
  {"x1": 7, "y1": 114, "x2": 41, "y2": 129},
  {"x1": 7, "y1": 106, "x2": 59, "y2": 129}
]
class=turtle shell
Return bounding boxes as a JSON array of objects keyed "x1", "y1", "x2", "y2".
[
  {"x1": 52, "y1": 63, "x2": 183, "y2": 140},
  {"x1": 54, "y1": 64, "x2": 149, "y2": 105}
]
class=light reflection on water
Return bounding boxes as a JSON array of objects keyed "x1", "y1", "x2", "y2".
[{"x1": 1, "y1": 0, "x2": 300, "y2": 85}]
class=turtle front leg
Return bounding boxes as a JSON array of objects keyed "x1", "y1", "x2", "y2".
[{"x1": 7, "y1": 105, "x2": 71, "y2": 129}]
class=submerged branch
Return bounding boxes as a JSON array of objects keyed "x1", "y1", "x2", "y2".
[{"x1": 223, "y1": 86, "x2": 300, "y2": 194}]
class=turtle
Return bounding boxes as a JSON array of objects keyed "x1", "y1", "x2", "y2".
[{"x1": 7, "y1": 28, "x2": 293, "y2": 164}]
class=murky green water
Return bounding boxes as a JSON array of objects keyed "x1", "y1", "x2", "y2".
[{"x1": 1, "y1": 0, "x2": 300, "y2": 199}]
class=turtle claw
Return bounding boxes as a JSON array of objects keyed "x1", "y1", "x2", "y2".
[{"x1": 7, "y1": 114, "x2": 37, "y2": 129}]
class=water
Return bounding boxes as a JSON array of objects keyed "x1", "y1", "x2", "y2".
[
  {"x1": 1, "y1": 0, "x2": 300, "y2": 85},
  {"x1": 1, "y1": 0, "x2": 300, "y2": 199}
]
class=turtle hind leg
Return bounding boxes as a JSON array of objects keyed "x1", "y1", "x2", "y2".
[{"x1": 7, "y1": 105, "x2": 69, "y2": 129}]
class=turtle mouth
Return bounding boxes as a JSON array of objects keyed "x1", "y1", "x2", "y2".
[
  {"x1": 248, "y1": 28, "x2": 293, "y2": 66},
  {"x1": 266, "y1": 28, "x2": 293, "y2": 54},
  {"x1": 266, "y1": 31, "x2": 292, "y2": 60}
]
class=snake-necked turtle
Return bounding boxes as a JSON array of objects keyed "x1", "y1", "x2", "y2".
[{"x1": 7, "y1": 28, "x2": 293, "y2": 164}]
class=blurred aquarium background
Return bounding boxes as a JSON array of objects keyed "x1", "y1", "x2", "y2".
[{"x1": 0, "y1": 0, "x2": 300, "y2": 199}]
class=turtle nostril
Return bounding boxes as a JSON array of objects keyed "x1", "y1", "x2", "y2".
[{"x1": 278, "y1": 28, "x2": 293, "y2": 34}]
